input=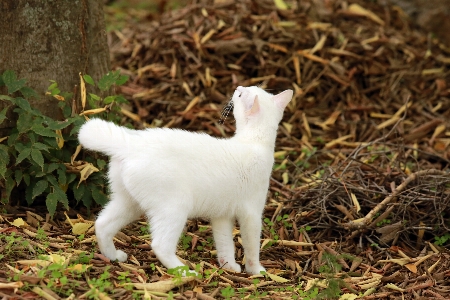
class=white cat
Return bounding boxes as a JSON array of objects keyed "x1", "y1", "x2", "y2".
[{"x1": 78, "y1": 86, "x2": 292, "y2": 275}]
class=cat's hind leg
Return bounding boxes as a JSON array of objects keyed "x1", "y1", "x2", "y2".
[
  {"x1": 147, "y1": 208, "x2": 195, "y2": 275},
  {"x1": 95, "y1": 160, "x2": 142, "y2": 262},
  {"x1": 211, "y1": 217, "x2": 241, "y2": 272}
]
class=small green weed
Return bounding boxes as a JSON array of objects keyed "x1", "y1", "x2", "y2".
[
  {"x1": 434, "y1": 233, "x2": 450, "y2": 246},
  {"x1": 220, "y1": 286, "x2": 235, "y2": 299}
]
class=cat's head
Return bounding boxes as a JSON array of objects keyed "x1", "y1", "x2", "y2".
[{"x1": 232, "y1": 86, "x2": 293, "y2": 131}]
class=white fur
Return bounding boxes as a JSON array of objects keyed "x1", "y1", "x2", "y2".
[{"x1": 78, "y1": 86, "x2": 292, "y2": 275}]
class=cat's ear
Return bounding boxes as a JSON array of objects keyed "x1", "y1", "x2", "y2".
[
  {"x1": 246, "y1": 95, "x2": 260, "y2": 116},
  {"x1": 273, "y1": 89, "x2": 293, "y2": 110}
]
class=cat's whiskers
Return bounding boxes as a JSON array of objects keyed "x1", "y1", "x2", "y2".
[{"x1": 219, "y1": 99, "x2": 234, "y2": 125}]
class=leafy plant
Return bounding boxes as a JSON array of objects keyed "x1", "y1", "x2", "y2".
[
  {"x1": 220, "y1": 286, "x2": 235, "y2": 299},
  {"x1": 263, "y1": 217, "x2": 279, "y2": 248},
  {"x1": 434, "y1": 233, "x2": 450, "y2": 246},
  {"x1": 0, "y1": 70, "x2": 128, "y2": 215},
  {"x1": 0, "y1": 232, "x2": 30, "y2": 260},
  {"x1": 86, "y1": 267, "x2": 112, "y2": 298}
]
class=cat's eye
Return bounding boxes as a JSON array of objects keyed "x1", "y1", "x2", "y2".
[{"x1": 238, "y1": 93, "x2": 242, "y2": 97}]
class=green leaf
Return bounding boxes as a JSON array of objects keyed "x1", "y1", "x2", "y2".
[
  {"x1": 73, "y1": 183, "x2": 85, "y2": 202},
  {"x1": 83, "y1": 74, "x2": 95, "y2": 85},
  {"x1": 33, "y1": 142, "x2": 49, "y2": 152},
  {"x1": 115, "y1": 74, "x2": 129, "y2": 86},
  {"x1": 14, "y1": 169, "x2": 23, "y2": 186},
  {"x1": 28, "y1": 132, "x2": 36, "y2": 144},
  {"x1": 25, "y1": 183, "x2": 33, "y2": 205},
  {"x1": 98, "y1": 71, "x2": 119, "y2": 91},
  {"x1": 46, "y1": 192, "x2": 58, "y2": 216},
  {"x1": 103, "y1": 95, "x2": 116, "y2": 104},
  {"x1": 91, "y1": 186, "x2": 108, "y2": 205},
  {"x1": 16, "y1": 111, "x2": 33, "y2": 133},
  {"x1": 46, "y1": 118, "x2": 75, "y2": 130},
  {"x1": 97, "y1": 159, "x2": 107, "y2": 169},
  {"x1": 45, "y1": 174, "x2": 58, "y2": 187},
  {"x1": 14, "y1": 97, "x2": 34, "y2": 113},
  {"x1": 3, "y1": 171, "x2": 15, "y2": 202},
  {"x1": 0, "y1": 95, "x2": 14, "y2": 102},
  {"x1": 51, "y1": 88, "x2": 61, "y2": 96},
  {"x1": 57, "y1": 166, "x2": 66, "y2": 185},
  {"x1": 2, "y1": 70, "x2": 26, "y2": 94},
  {"x1": 0, "y1": 106, "x2": 9, "y2": 125},
  {"x1": 81, "y1": 188, "x2": 92, "y2": 211},
  {"x1": 62, "y1": 102, "x2": 71, "y2": 118},
  {"x1": 41, "y1": 136, "x2": 58, "y2": 149},
  {"x1": 0, "y1": 145, "x2": 9, "y2": 178},
  {"x1": 31, "y1": 149, "x2": 44, "y2": 170},
  {"x1": 47, "y1": 81, "x2": 58, "y2": 91},
  {"x1": 20, "y1": 86, "x2": 39, "y2": 99},
  {"x1": 23, "y1": 173, "x2": 30, "y2": 186},
  {"x1": 16, "y1": 148, "x2": 32, "y2": 165},
  {"x1": 114, "y1": 95, "x2": 128, "y2": 104},
  {"x1": 7, "y1": 131, "x2": 19, "y2": 147},
  {"x1": 89, "y1": 93, "x2": 100, "y2": 101},
  {"x1": 32, "y1": 180, "x2": 48, "y2": 199},
  {"x1": 31, "y1": 124, "x2": 59, "y2": 138},
  {"x1": 67, "y1": 173, "x2": 77, "y2": 185},
  {"x1": 54, "y1": 185, "x2": 69, "y2": 209},
  {"x1": 46, "y1": 163, "x2": 59, "y2": 173}
]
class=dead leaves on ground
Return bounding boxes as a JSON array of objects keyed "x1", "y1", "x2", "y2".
[{"x1": 1, "y1": 212, "x2": 450, "y2": 299}]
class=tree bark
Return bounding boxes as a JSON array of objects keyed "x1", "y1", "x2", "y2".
[{"x1": 0, "y1": 0, "x2": 110, "y2": 129}]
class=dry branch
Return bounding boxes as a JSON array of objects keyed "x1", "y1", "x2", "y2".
[{"x1": 344, "y1": 169, "x2": 448, "y2": 230}]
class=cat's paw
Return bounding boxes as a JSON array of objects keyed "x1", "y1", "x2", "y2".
[
  {"x1": 245, "y1": 263, "x2": 266, "y2": 275},
  {"x1": 222, "y1": 262, "x2": 241, "y2": 273},
  {"x1": 114, "y1": 250, "x2": 128, "y2": 262}
]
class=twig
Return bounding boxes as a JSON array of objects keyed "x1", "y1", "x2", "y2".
[{"x1": 344, "y1": 169, "x2": 447, "y2": 230}]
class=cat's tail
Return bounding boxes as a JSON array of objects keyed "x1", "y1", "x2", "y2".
[{"x1": 78, "y1": 118, "x2": 131, "y2": 156}]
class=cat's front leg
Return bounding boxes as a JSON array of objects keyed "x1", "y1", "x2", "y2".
[
  {"x1": 211, "y1": 217, "x2": 241, "y2": 272},
  {"x1": 238, "y1": 212, "x2": 266, "y2": 275}
]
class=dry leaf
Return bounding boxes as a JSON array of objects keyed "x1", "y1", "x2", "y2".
[
  {"x1": 350, "y1": 193, "x2": 361, "y2": 213},
  {"x1": 55, "y1": 129, "x2": 64, "y2": 149},
  {"x1": 339, "y1": 293, "x2": 358, "y2": 300},
  {"x1": 273, "y1": 0, "x2": 288, "y2": 10},
  {"x1": 0, "y1": 281, "x2": 24, "y2": 289},
  {"x1": 78, "y1": 163, "x2": 99, "y2": 187},
  {"x1": 79, "y1": 107, "x2": 108, "y2": 116},
  {"x1": 267, "y1": 273, "x2": 289, "y2": 283},
  {"x1": 9, "y1": 218, "x2": 27, "y2": 228},
  {"x1": 128, "y1": 276, "x2": 195, "y2": 293},
  {"x1": 79, "y1": 72, "x2": 86, "y2": 110},
  {"x1": 72, "y1": 222, "x2": 93, "y2": 235},
  {"x1": 404, "y1": 263, "x2": 417, "y2": 273},
  {"x1": 384, "y1": 283, "x2": 405, "y2": 292},
  {"x1": 348, "y1": 4, "x2": 385, "y2": 25}
]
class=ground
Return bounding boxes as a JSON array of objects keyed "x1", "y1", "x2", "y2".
[{"x1": 1, "y1": 0, "x2": 450, "y2": 299}]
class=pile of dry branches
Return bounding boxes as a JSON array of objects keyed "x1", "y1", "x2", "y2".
[{"x1": 108, "y1": 0, "x2": 450, "y2": 251}]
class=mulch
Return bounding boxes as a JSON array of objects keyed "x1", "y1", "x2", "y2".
[{"x1": 1, "y1": 0, "x2": 450, "y2": 298}]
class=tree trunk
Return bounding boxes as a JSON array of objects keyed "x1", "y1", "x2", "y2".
[{"x1": 0, "y1": 0, "x2": 110, "y2": 129}]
